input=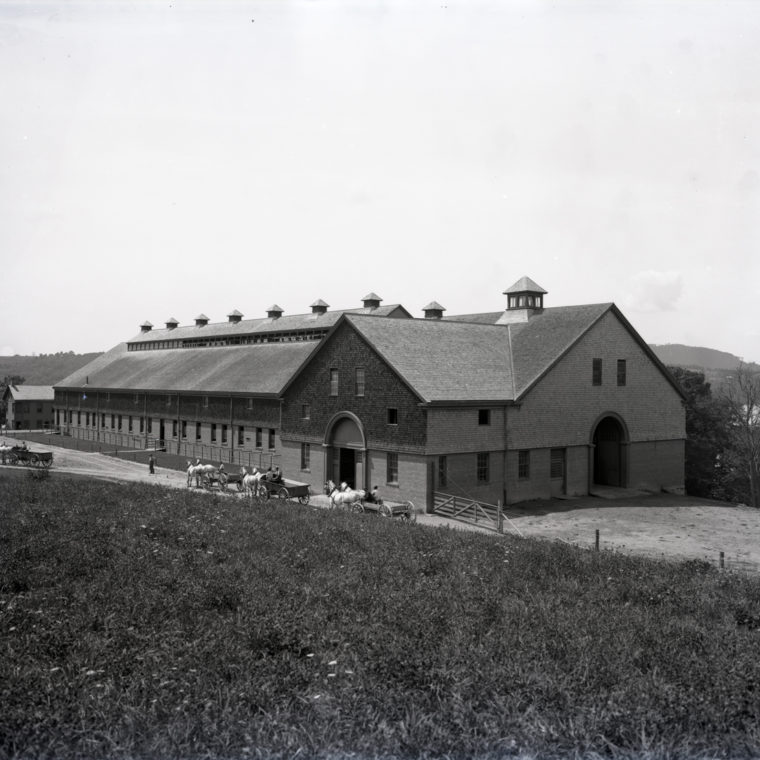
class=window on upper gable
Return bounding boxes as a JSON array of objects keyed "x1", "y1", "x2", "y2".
[
  {"x1": 617, "y1": 359, "x2": 627, "y2": 386},
  {"x1": 387, "y1": 408, "x2": 398, "y2": 425},
  {"x1": 518, "y1": 450, "x2": 530, "y2": 479},
  {"x1": 592, "y1": 358, "x2": 603, "y2": 386},
  {"x1": 330, "y1": 369, "x2": 339, "y2": 396},
  {"x1": 478, "y1": 409, "x2": 491, "y2": 425},
  {"x1": 355, "y1": 368, "x2": 365, "y2": 397}
]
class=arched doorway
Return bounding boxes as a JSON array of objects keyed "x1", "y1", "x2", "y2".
[
  {"x1": 325, "y1": 413, "x2": 366, "y2": 490},
  {"x1": 592, "y1": 415, "x2": 627, "y2": 487}
]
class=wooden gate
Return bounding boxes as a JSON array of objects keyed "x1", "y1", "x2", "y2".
[{"x1": 432, "y1": 492, "x2": 523, "y2": 537}]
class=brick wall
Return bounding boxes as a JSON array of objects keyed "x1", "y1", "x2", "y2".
[{"x1": 426, "y1": 406, "x2": 507, "y2": 453}]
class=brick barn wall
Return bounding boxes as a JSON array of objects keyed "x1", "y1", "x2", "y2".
[
  {"x1": 434, "y1": 450, "x2": 507, "y2": 506},
  {"x1": 505, "y1": 445, "x2": 588, "y2": 503},
  {"x1": 628, "y1": 439, "x2": 685, "y2": 492},
  {"x1": 507, "y1": 311, "x2": 685, "y2": 492},
  {"x1": 281, "y1": 322, "x2": 427, "y2": 452},
  {"x1": 426, "y1": 407, "x2": 506, "y2": 454}
]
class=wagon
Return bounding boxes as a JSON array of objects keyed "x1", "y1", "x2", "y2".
[
  {"x1": 201, "y1": 469, "x2": 229, "y2": 491},
  {"x1": 258, "y1": 477, "x2": 311, "y2": 504},
  {"x1": 354, "y1": 498, "x2": 415, "y2": 522},
  {"x1": 4, "y1": 447, "x2": 53, "y2": 468}
]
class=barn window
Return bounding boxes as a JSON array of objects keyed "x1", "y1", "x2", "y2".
[
  {"x1": 118, "y1": 414, "x2": 122, "y2": 431},
  {"x1": 222, "y1": 424, "x2": 228, "y2": 444},
  {"x1": 128, "y1": 416, "x2": 133, "y2": 432},
  {"x1": 268, "y1": 428, "x2": 275, "y2": 450},
  {"x1": 592, "y1": 358, "x2": 603, "y2": 386},
  {"x1": 301, "y1": 443, "x2": 310, "y2": 471},
  {"x1": 387, "y1": 452, "x2": 399, "y2": 484},
  {"x1": 195, "y1": 422, "x2": 201, "y2": 441},
  {"x1": 518, "y1": 450, "x2": 530, "y2": 479},
  {"x1": 550, "y1": 449, "x2": 565, "y2": 480},
  {"x1": 77, "y1": 411, "x2": 81, "y2": 425},
  {"x1": 238, "y1": 426, "x2": 244, "y2": 446},
  {"x1": 140, "y1": 417, "x2": 145, "y2": 434},
  {"x1": 134, "y1": 393, "x2": 139, "y2": 404},
  {"x1": 438, "y1": 455, "x2": 447, "y2": 488},
  {"x1": 302, "y1": 404, "x2": 311, "y2": 420},
  {"x1": 355, "y1": 368, "x2": 365, "y2": 397},
  {"x1": 478, "y1": 409, "x2": 491, "y2": 425},
  {"x1": 181, "y1": 420, "x2": 187, "y2": 439},
  {"x1": 330, "y1": 369, "x2": 339, "y2": 396},
  {"x1": 172, "y1": 420, "x2": 178, "y2": 437},
  {"x1": 211, "y1": 423, "x2": 217, "y2": 442},
  {"x1": 247, "y1": 398, "x2": 253, "y2": 410},
  {"x1": 617, "y1": 359, "x2": 627, "y2": 386},
  {"x1": 203, "y1": 396, "x2": 209, "y2": 408},
  {"x1": 255, "y1": 428, "x2": 262, "y2": 448},
  {"x1": 477, "y1": 452, "x2": 489, "y2": 482},
  {"x1": 387, "y1": 408, "x2": 398, "y2": 425}
]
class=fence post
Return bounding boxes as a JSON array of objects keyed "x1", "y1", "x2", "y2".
[
  {"x1": 595, "y1": 529, "x2": 600, "y2": 551},
  {"x1": 497, "y1": 500, "x2": 504, "y2": 534},
  {"x1": 719, "y1": 551, "x2": 725, "y2": 569}
]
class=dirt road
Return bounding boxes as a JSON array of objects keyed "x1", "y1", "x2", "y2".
[{"x1": 2, "y1": 438, "x2": 758, "y2": 572}]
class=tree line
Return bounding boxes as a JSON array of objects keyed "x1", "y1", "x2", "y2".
[{"x1": 672, "y1": 364, "x2": 760, "y2": 508}]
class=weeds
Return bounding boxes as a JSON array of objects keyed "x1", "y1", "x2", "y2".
[{"x1": 2, "y1": 476, "x2": 760, "y2": 759}]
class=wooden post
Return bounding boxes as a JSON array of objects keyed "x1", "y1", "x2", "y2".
[
  {"x1": 595, "y1": 529, "x2": 600, "y2": 551},
  {"x1": 720, "y1": 551, "x2": 725, "y2": 569},
  {"x1": 497, "y1": 500, "x2": 504, "y2": 534}
]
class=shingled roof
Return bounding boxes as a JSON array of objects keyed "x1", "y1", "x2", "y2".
[
  {"x1": 56, "y1": 341, "x2": 319, "y2": 396},
  {"x1": 342, "y1": 304, "x2": 614, "y2": 402},
  {"x1": 4, "y1": 385, "x2": 55, "y2": 402}
]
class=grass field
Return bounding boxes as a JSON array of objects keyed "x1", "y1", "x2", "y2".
[{"x1": 2, "y1": 476, "x2": 760, "y2": 759}]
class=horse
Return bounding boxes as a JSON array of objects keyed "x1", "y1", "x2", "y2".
[
  {"x1": 186, "y1": 460, "x2": 204, "y2": 487},
  {"x1": 241, "y1": 467, "x2": 265, "y2": 497},
  {"x1": 328, "y1": 483, "x2": 366, "y2": 509}
]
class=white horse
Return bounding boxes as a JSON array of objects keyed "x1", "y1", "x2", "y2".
[
  {"x1": 186, "y1": 460, "x2": 204, "y2": 487},
  {"x1": 328, "y1": 483, "x2": 366, "y2": 509},
  {"x1": 241, "y1": 467, "x2": 265, "y2": 497}
]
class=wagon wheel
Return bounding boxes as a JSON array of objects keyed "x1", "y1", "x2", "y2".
[
  {"x1": 379, "y1": 503, "x2": 392, "y2": 518},
  {"x1": 41, "y1": 457, "x2": 52, "y2": 468},
  {"x1": 257, "y1": 483, "x2": 270, "y2": 500},
  {"x1": 202, "y1": 474, "x2": 212, "y2": 490},
  {"x1": 236, "y1": 480, "x2": 244, "y2": 492},
  {"x1": 352, "y1": 501, "x2": 364, "y2": 514},
  {"x1": 403, "y1": 501, "x2": 416, "y2": 523},
  {"x1": 30, "y1": 454, "x2": 39, "y2": 467},
  {"x1": 298, "y1": 493, "x2": 310, "y2": 505},
  {"x1": 277, "y1": 486, "x2": 290, "y2": 500},
  {"x1": 7, "y1": 453, "x2": 17, "y2": 466}
]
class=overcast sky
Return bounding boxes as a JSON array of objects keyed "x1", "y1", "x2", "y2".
[{"x1": 2, "y1": 0, "x2": 759, "y2": 362}]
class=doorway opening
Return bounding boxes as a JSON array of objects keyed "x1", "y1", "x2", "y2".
[{"x1": 592, "y1": 416, "x2": 626, "y2": 487}]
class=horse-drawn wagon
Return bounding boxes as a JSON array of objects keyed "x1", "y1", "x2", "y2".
[
  {"x1": 258, "y1": 477, "x2": 311, "y2": 504},
  {"x1": 0, "y1": 444, "x2": 53, "y2": 468}
]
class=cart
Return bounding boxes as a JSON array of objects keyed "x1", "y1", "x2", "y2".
[
  {"x1": 4, "y1": 446, "x2": 53, "y2": 468},
  {"x1": 258, "y1": 477, "x2": 311, "y2": 504},
  {"x1": 201, "y1": 469, "x2": 229, "y2": 491},
  {"x1": 354, "y1": 498, "x2": 415, "y2": 522}
]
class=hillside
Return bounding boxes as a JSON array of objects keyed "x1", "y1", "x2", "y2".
[
  {"x1": 0, "y1": 352, "x2": 102, "y2": 386},
  {"x1": 648, "y1": 343, "x2": 757, "y2": 371}
]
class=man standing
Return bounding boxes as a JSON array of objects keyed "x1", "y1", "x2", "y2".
[{"x1": 148, "y1": 454, "x2": 155, "y2": 475}]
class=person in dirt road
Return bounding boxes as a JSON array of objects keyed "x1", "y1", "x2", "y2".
[{"x1": 148, "y1": 454, "x2": 155, "y2": 475}]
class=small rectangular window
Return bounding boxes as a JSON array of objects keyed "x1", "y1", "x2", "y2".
[
  {"x1": 77, "y1": 411, "x2": 81, "y2": 425},
  {"x1": 128, "y1": 415, "x2": 133, "y2": 432},
  {"x1": 86, "y1": 412, "x2": 90, "y2": 426},
  {"x1": 211, "y1": 423, "x2": 217, "y2": 442},
  {"x1": 301, "y1": 442, "x2": 310, "y2": 471},
  {"x1": 438, "y1": 455, "x2": 447, "y2": 488},
  {"x1": 134, "y1": 393, "x2": 139, "y2": 404},
  {"x1": 592, "y1": 358, "x2": 603, "y2": 386},
  {"x1": 268, "y1": 428, "x2": 275, "y2": 450},
  {"x1": 140, "y1": 417, "x2": 145, "y2": 434},
  {"x1": 330, "y1": 368, "x2": 339, "y2": 396},
  {"x1": 247, "y1": 398, "x2": 253, "y2": 410},
  {"x1": 117, "y1": 414, "x2": 122, "y2": 431},
  {"x1": 355, "y1": 367, "x2": 365, "y2": 397},
  {"x1": 203, "y1": 396, "x2": 209, "y2": 408},
  {"x1": 477, "y1": 452, "x2": 489, "y2": 483},
  {"x1": 478, "y1": 409, "x2": 491, "y2": 425},
  {"x1": 172, "y1": 420, "x2": 178, "y2": 437},
  {"x1": 238, "y1": 426, "x2": 244, "y2": 445},
  {"x1": 195, "y1": 422, "x2": 201, "y2": 441},
  {"x1": 302, "y1": 403, "x2": 311, "y2": 420},
  {"x1": 101, "y1": 413, "x2": 106, "y2": 428},
  {"x1": 181, "y1": 420, "x2": 187, "y2": 438},
  {"x1": 222, "y1": 424, "x2": 228, "y2": 444},
  {"x1": 255, "y1": 428, "x2": 262, "y2": 449},
  {"x1": 166, "y1": 394, "x2": 172, "y2": 407},
  {"x1": 518, "y1": 450, "x2": 530, "y2": 479},
  {"x1": 387, "y1": 408, "x2": 398, "y2": 425},
  {"x1": 387, "y1": 451, "x2": 399, "y2": 484},
  {"x1": 617, "y1": 359, "x2": 627, "y2": 386}
]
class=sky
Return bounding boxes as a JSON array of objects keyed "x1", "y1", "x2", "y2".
[{"x1": 1, "y1": 0, "x2": 759, "y2": 361}]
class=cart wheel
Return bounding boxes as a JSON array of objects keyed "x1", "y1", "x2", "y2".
[
  {"x1": 277, "y1": 487, "x2": 289, "y2": 500},
  {"x1": 298, "y1": 494, "x2": 310, "y2": 505},
  {"x1": 31, "y1": 454, "x2": 39, "y2": 466},
  {"x1": 352, "y1": 502, "x2": 364, "y2": 514},
  {"x1": 237, "y1": 480, "x2": 244, "y2": 492},
  {"x1": 42, "y1": 458, "x2": 53, "y2": 468},
  {"x1": 7, "y1": 453, "x2": 17, "y2": 465},
  {"x1": 257, "y1": 484, "x2": 270, "y2": 500},
  {"x1": 380, "y1": 503, "x2": 392, "y2": 518},
  {"x1": 202, "y1": 475, "x2": 212, "y2": 490}
]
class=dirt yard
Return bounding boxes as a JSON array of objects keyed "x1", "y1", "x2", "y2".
[{"x1": 3, "y1": 437, "x2": 758, "y2": 573}]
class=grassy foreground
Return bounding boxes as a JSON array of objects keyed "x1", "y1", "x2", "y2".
[{"x1": 2, "y1": 477, "x2": 760, "y2": 759}]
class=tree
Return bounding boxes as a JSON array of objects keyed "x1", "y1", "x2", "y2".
[
  {"x1": 669, "y1": 367, "x2": 731, "y2": 498},
  {"x1": 719, "y1": 363, "x2": 760, "y2": 508}
]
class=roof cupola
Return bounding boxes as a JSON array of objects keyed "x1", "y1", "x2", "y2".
[
  {"x1": 362, "y1": 292, "x2": 382, "y2": 310},
  {"x1": 266, "y1": 304, "x2": 284, "y2": 319},
  {"x1": 422, "y1": 301, "x2": 446, "y2": 320},
  {"x1": 140, "y1": 321, "x2": 153, "y2": 333},
  {"x1": 311, "y1": 299, "x2": 329, "y2": 315},
  {"x1": 195, "y1": 313, "x2": 210, "y2": 327},
  {"x1": 497, "y1": 277, "x2": 548, "y2": 324},
  {"x1": 227, "y1": 309, "x2": 244, "y2": 323},
  {"x1": 165, "y1": 317, "x2": 179, "y2": 330}
]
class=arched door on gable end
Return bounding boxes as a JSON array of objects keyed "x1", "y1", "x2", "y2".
[
  {"x1": 592, "y1": 416, "x2": 627, "y2": 487},
  {"x1": 325, "y1": 414, "x2": 366, "y2": 491}
]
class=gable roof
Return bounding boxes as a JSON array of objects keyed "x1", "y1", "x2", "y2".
[
  {"x1": 3, "y1": 385, "x2": 55, "y2": 402},
  {"x1": 55, "y1": 341, "x2": 319, "y2": 396}
]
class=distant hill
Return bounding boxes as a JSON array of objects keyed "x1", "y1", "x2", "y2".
[
  {"x1": 649, "y1": 344, "x2": 759, "y2": 392},
  {"x1": 0, "y1": 352, "x2": 102, "y2": 386}
]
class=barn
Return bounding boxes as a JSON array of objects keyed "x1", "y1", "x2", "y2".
[
  {"x1": 54, "y1": 279, "x2": 685, "y2": 509},
  {"x1": 2, "y1": 385, "x2": 55, "y2": 431}
]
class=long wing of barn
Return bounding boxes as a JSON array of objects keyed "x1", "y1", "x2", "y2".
[{"x1": 54, "y1": 281, "x2": 685, "y2": 508}]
